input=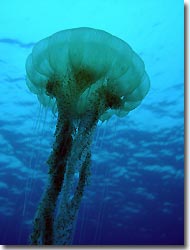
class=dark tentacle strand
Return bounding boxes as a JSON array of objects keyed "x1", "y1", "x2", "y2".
[
  {"x1": 30, "y1": 109, "x2": 98, "y2": 245},
  {"x1": 30, "y1": 118, "x2": 73, "y2": 245}
]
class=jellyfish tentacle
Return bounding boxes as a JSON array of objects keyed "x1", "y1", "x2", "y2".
[
  {"x1": 61, "y1": 116, "x2": 96, "y2": 202},
  {"x1": 54, "y1": 150, "x2": 91, "y2": 245},
  {"x1": 30, "y1": 118, "x2": 73, "y2": 245},
  {"x1": 71, "y1": 151, "x2": 91, "y2": 210},
  {"x1": 53, "y1": 112, "x2": 97, "y2": 244},
  {"x1": 30, "y1": 110, "x2": 97, "y2": 245}
]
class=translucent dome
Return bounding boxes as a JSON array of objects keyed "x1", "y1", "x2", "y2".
[{"x1": 26, "y1": 27, "x2": 150, "y2": 121}]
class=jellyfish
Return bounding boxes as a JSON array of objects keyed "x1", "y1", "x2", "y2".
[{"x1": 25, "y1": 27, "x2": 150, "y2": 245}]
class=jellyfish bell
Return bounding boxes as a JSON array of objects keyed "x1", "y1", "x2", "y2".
[
  {"x1": 25, "y1": 27, "x2": 150, "y2": 245},
  {"x1": 26, "y1": 27, "x2": 150, "y2": 121}
]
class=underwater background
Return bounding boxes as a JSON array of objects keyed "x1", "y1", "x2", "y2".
[{"x1": 0, "y1": 0, "x2": 184, "y2": 246}]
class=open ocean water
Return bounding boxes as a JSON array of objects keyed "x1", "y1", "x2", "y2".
[{"x1": 0, "y1": 0, "x2": 184, "y2": 246}]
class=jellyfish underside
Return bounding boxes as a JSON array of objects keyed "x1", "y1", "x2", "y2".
[{"x1": 25, "y1": 27, "x2": 150, "y2": 245}]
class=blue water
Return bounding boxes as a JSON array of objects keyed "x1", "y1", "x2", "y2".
[{"x1": 0, "y1": 0, "x2": 184, "y2": 246}]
